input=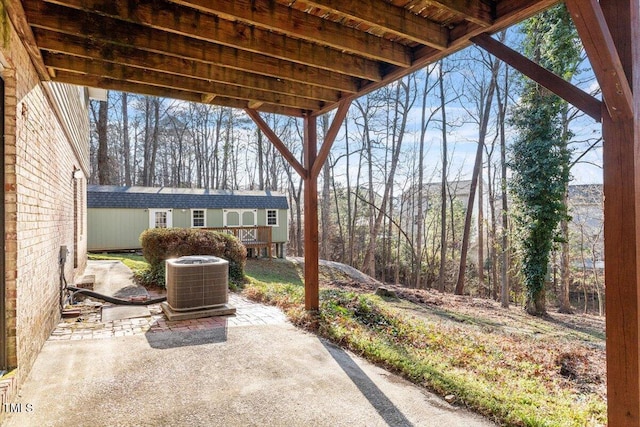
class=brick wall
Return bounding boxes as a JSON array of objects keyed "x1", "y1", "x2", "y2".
[{"x1": 1, "y1": 9, "x2": 89, "y2": 391}]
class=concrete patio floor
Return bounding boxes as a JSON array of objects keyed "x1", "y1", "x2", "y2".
[{"x1": 3, "y1": 261, "x2": 495, "y2": 427}]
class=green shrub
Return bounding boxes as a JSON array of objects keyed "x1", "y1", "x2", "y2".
[{"x1": 139, "y1": 228, "x2": 247, "y2": 286}]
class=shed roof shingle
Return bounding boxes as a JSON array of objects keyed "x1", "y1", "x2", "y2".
[{"x1": 87, "y1": 185, "x2": 289, "y2": 210}]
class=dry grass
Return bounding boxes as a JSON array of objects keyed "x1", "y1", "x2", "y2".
[{"x1": 244, "y1": 258, "x2": 607, "y2": 427}]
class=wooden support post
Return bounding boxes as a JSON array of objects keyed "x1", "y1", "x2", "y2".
[
  {"x1": 303, "y1": 115, "x2": 319, "y2": 311},
  {"x1": 246, "y1": 103, "x2": 350, "y2": 311},
  {"x1": 597, "y1": 0, "x2": 640, "y2": 424}
]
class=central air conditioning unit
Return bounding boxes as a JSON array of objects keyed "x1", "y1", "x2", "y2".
[{"x1": 165, "y1": 256, "x2": 229, "y2": 311}]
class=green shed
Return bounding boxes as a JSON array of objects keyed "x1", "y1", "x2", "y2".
[{"x1": 87, "y1": 185, "x2": 288, "y2": 257}]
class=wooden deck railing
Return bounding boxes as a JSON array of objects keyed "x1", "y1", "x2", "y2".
[{"x1": 204, "y1": 226, "x2": 272, "y2": 258}]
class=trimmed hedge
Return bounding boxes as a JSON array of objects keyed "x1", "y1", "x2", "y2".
[{"x1": 139, "y1": 228, "x2": 247, "y2": 286}]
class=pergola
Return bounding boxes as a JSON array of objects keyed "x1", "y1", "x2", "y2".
[{"x1": 5, "y1": 0, "x2": 639, "y2": 423}]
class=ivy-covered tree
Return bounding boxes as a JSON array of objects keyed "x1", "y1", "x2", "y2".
[{"x1": 509, "y1": 4, "x2": 580, "y2": 316}]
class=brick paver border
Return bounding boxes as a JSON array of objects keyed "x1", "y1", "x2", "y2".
[{"x1": 49, "y1": 294, "x2": 287, "y2": 341}]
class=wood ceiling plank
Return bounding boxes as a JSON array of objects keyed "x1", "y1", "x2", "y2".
[
  {"x1": 44, "y1": 0, "x2": 407, "y2": 70},
  {"x1": 43, "y1": 53, "x2": 325, "y2": 110},
  {"x1": 52, "y1": 70, "x2": 304, "y2": 116},
  {"x1": 22, "y1": 1, "x2": 367, "y2": 91},
  {"x1": 33, "y1": 28, "x2": 343, "y2": 102},
  {"x1": 168, "y1": 0, "x2": 412, "y2": 65},
  {"x1": 301, "y1": 0, "x2": 449, "y2": 48}
]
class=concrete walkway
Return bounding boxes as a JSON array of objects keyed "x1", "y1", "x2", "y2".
[{"x1": 3, "y1": 262, "x2": 495, "y2": 427}]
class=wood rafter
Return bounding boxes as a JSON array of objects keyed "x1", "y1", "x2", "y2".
[
  {"x1": 43, "y1": 53, "x2": 324, "y2": 110},
  {"x1": 12, "y1": 0, "x2": 569, "y2": 114},
  {"x1": 313, "y1": 0, "x2": 563, "y2": 116},
  {"x1": 23, "y1": 1, "x2": 380, "y2": 86},
  {"x1": 44, "y1": 0, "x2": 408, "y2": 70},
  {"x1": 300, "y1": 0, "x2": 449, "y2": 48},
  {"x1": 167, "y1": 0, "x2": 412, "y2": 66},
  {"x1": 54, "y1": 70, "x2": 303, "y2": 116},
  {"x1": 33, "y1": 29, "x2": 343, "y2": 102}
]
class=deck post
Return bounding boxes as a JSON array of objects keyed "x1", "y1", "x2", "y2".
[
  {"x1": 599, "y1": 0, "x2": 640, "y2": 424},
  {"x1": 303, "y1": 114, "x2": 319, "y2": 310}
]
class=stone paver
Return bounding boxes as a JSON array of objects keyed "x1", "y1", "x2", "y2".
[{"x1": 50, "y1": 294, "x2": 287, "y2": 341}]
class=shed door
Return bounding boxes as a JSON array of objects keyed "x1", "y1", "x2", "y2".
[{"x1": 149, "y1": 209, "x2": 173, "y2": 228}]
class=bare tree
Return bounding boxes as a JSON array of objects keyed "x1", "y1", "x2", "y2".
[
  {"x1": 455, "y1": 48, "x2": 501, "y2": 295},
  {"x1": 437, "y1": 64, "x2": 449, "y2": 293},
  {"x1": 360, "y1": 77, "x2": 417, "y2": 279}
]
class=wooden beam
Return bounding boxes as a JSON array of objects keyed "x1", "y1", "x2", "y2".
[
  {"x1": 169, "y1": 0, "x2": 411, "y2": 66},
  {"x1": 565, "y1": 0, "x2": 634, "y2": 121},
  {"x1": 310, "y1": 99, "x2": 351, "y2": 179},
  {"x1": 301, "y1": 0, "x2": 449, "y2": 48},
  {"x1": 595, "y1": 0, "x2": 640, "y2": 424},
  {"x1": 23, "y1": 1, "x2": 370, "y2": 90},
  {"x1": 472, "y1": 33, "x2": 602, "y2": 121},
  {"x1": 2, "y1": 0, "x2": 50, "y2": 80},
  {"x1": 303, "y1": 115, "x2": 320, "y2": 311},
  {"x1": 33, "y1": 29, "x2": 345, "y2": 102},
  {"x1": 42, "y1": 53, "x2": 324, "y2": 110},
  {"x1": 45, "y1": 0, "x2": 406, "y2": 71},
  {"x1": 53, "y1": 70, "x2": 304, "y2": 116},
  {"x1": 244, "y1": 109, "x2": 307, "y2": 179}
]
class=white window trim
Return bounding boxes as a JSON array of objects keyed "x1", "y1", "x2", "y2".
[
  {"x1": 223, "y1": 209, "x2": 257, "y2": 227},
  {"x1": 191, "y1": 209, "x2": 207, "y2": 228},
  {"x1": 148, "y1": 209, "x2": 173, "y2": 229},
  {"x1": 266, "y1": 209, "x2": 278, "y2": 227}
]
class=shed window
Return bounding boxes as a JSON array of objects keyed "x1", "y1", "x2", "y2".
[
  {"x1": 149, "y1": 209, "x2": 172, "y2": 228},
  {"x1": 155, "y1": 211, "x2": 168, "y2": 228},
  {"x1": 267, "y1": 209, "x2": 278, "y2": 226},
  {"x1": 191, "y1": 209, "x2": 206, "y2": 228}
]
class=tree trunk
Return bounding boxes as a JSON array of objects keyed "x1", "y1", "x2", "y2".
[
  {"x1": 321, "y1": 115, "x2": 331, "y2": 260},
  {"x1": 122, "y1": 93, "x2": 131, "y2": 186},
  {"x1": 438, "y1": 66, "x2": 448, "y2": 293},
  {"x1": 558, "y1": 186, "x2": 573, "y2": 313},
  {"x1": 478, "y1": 170, "x2": 485, "y2": 293},
  {"x1": 415, "y1": 68, "x2": 434, "y2": 288},
  {"x1": 526, "y1": 288, "x2": 547, "y2": 316},
  {"x1": 149, "y1": 98, "x2": 160, "y2": 186},
  {"x1": 498, "y1": 68, "x2": 510, "y2": 309},
  {"x1": 257, "y1": 128, "x2": 265, "y2": 190},
  {"x1": 455, "y1": 58, "x2": 500, "y2": 295},
  {"x1": 96, "y1": 98, "x2": 110, "y2": 185}
]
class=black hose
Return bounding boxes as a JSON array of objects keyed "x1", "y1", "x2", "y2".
[{"x1": 67, "y1": 286, "x2": 167, "y2": 306}]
